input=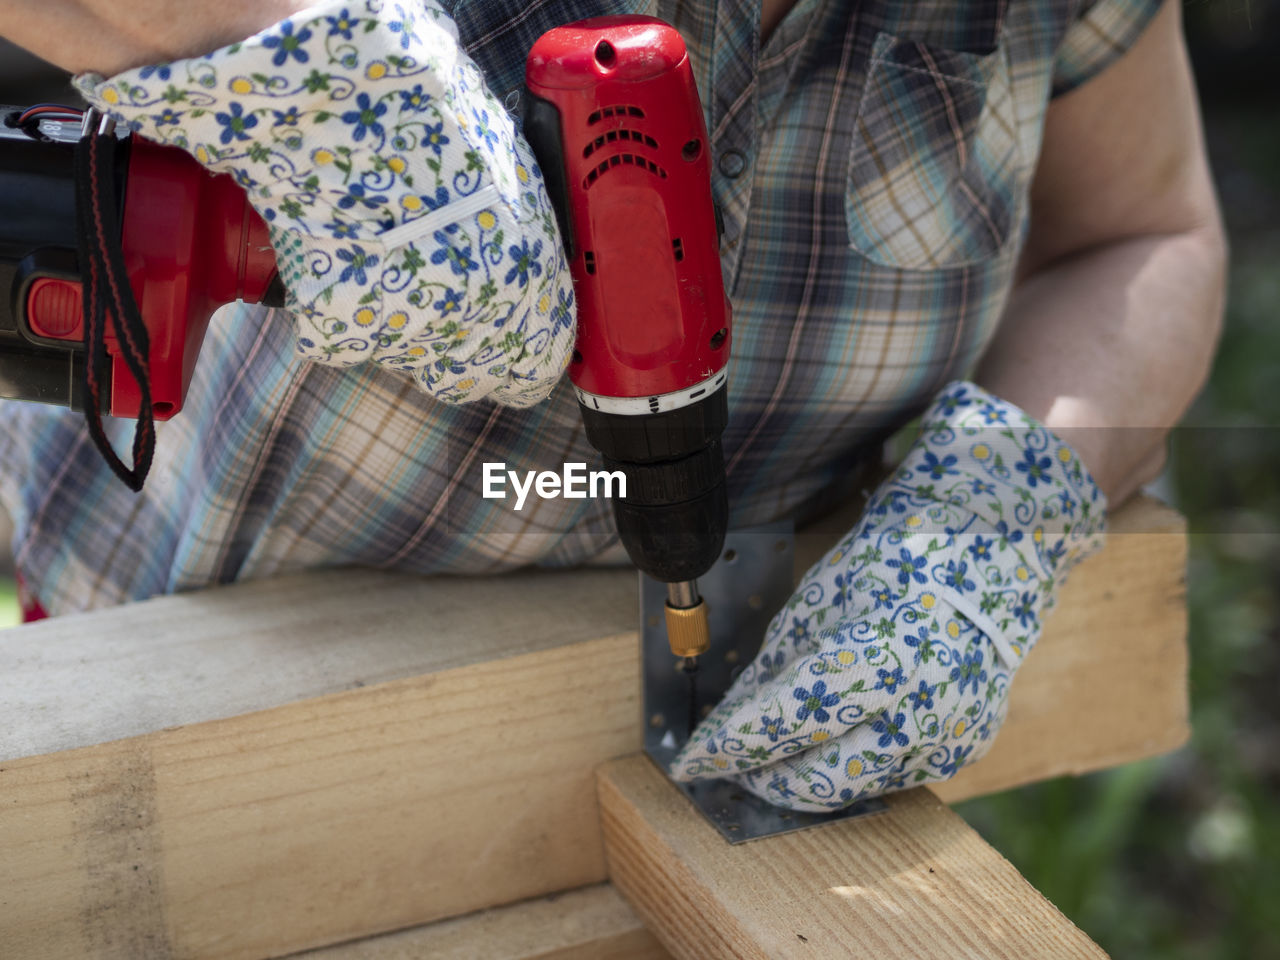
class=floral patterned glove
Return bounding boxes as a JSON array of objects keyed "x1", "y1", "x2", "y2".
[
  {"x1": 672, "y1": 382, "x2": 1107, "y2": 811},
  {"x1": 73, "y1": 0, "x2": 573, "y2": 406}
]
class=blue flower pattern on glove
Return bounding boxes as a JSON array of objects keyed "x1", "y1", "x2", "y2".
[
  {"x1": 672, "y1": 382, "x2": 1107, "y2": 812},
  {"x1": 73, "y1": 0, "x2": 573, "y2": 408}
]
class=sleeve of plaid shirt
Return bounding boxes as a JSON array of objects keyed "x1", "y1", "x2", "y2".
[{"x1": 1051, "y1": 0, "x2": 1165, "y2": 96}]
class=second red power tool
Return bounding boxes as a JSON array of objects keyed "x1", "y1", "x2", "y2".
[
  {"x1": 0, "y1": 108, "x2": 282, "y2": 420},
  {"x1": 524, "y1": 17, "x2": 731, "y2": 667}
]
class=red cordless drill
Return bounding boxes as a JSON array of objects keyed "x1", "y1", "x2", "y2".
[
  {"x1": 524, "y1": 17, "x2": 731, "y2": 671},
  {"x1": 0, "y1": 106, "x2": 282, "y2": 421}
]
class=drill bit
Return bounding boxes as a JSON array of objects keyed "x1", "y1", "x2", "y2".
[
  {"x1": 682, "y1": 655, "x2": 699, "y2": 739},
  {"x1": 665, "y1": 580, "x2": 709, "y2": 740}
]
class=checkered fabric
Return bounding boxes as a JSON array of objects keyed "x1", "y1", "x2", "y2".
[{"x1": 0, "y1": 0, "x2": 1161, "y2": 613}]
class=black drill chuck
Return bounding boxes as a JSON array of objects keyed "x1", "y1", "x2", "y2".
[{"x1": 579, "y1": 388, "x2": 728, "y2": 583}]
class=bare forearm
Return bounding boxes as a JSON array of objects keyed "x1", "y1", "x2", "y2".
[
  {"x1": 978, "y1": 0, "x2": 1228, "y2": 506},
  {"x1": 977, "y1": 224, "x2": 1226, "y2": 504},
  {"x1": 0, "y1": 0, "x2": 311, "y2": 74}
]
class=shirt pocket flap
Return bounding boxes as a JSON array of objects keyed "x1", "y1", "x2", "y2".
[{"x1": 846, "y1": 31, "x2": 1023, "y2": 271}]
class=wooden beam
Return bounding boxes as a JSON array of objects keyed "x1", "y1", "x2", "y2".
[
  {"x1": 599, "y1": 755, "x2": 1107, "y2": 960},
  {"x1": 292, "y1": 884, "x2": 671, "y2": 960},
  {"x1": 0, "y1": 567, "x2": 637, "y2": 759},
  {"x1": 937, "y1": 495, "x2": 1189, "y2": 802},
  {"x1": 0, "y1": 571, "x2": 641, "y2": 960},
  {"x1": 0, "y1": 497, "x2": 1184, "y2": 959}
]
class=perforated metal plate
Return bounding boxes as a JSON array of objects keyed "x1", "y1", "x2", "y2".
[{"x1": 641, "y1": 523, "x2": 885, "y2": 843}]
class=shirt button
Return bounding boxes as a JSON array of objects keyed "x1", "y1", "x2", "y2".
[{"x1": 718, "y1": 148, "x2": 747, "y2": 178}]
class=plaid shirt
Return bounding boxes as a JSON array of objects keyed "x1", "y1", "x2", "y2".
[{"x1": 0, "y1": 0, "x2": 1160, "y2": 613}]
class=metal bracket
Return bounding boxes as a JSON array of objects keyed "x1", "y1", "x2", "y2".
[{"x1": 641, "y1": 522, "x2": 885, "y2": 843}]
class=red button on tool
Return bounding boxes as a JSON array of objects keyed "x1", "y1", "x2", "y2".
[{"x1": 26, "y1": 278, "x2": 84, "y2": 341}]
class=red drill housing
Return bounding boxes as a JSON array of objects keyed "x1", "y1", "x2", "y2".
[
  {"x1": 525, "y1": 16, "x2": 731, "y2": 403},
  {"x1": 3, "y1": 123, "x2": 280, "y2": 420}
]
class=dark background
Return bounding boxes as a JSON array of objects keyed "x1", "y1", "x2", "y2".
[{"x1": 1, "y1": 2, "x2": 1277, "y2": 955}]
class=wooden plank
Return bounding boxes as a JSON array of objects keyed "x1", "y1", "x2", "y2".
[
  {"x1": 599, "y1": 754, "x2": 1108, "y2": 960},
  {"x1": 0, "y1": 567, "x2": 636, "y2": 760},
  {"x1": 935, "y1": 496, "x2": 1189, "y2": 801},
  {"x1": 292, "y1": 884, "x2": 671, "y2": 960},
  {"x1": 0, "y1": 627, "x2": 641, "y2": 959},
  {"x1": 0, "y1": 497, "x2": 1184, "y2": 959}
]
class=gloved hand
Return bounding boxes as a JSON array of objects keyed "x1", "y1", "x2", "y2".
[
  {"x1": 671, "y1": 382, "x2": 1107, "y2": 811},
  {"x1": 73, "y1": 0, "x2": 573, "y2": 407}
]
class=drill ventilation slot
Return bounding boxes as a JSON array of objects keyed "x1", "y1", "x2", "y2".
[
  {"x1": 583, "y1": 153, "x2": 668, "y2": 188},
  {"x1": 587, "y1": 105, "x2": 645, "y2": 124},
  {"x1": 582, "y1": 128, "x2": 659, "y2": 159}
]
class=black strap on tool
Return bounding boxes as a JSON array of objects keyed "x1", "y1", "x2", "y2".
[{"x1": 73, "y1": 109, "x2": 155, "y2": 492}]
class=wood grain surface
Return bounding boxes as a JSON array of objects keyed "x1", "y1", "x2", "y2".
[
  {"x1": 937, "y1": 496, "x2": 1189, "y2": 801},
  {"x1": 0, "y1": 632, "x2": 640, "y2": 960},
  {"x1": 599, "y1": 755, "x2": 1109, "y2": 960},
  {"x1": 292, "y1": 884, "x2": 671, "y2": 960},
  {"x1": 0, "y1": 497, "x2": 1184, "y2": 958}
]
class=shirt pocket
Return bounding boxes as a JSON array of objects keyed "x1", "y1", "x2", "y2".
[{"x1": 845, "y1": 31, "x2": 1023, "y2": 271}]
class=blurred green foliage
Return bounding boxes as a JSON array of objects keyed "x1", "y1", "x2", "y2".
[
  {"x1": 0, "y1": 576, "x2": 16, "y2": 628},
  {"x1": 955, "y1": 8, "x2": 1280, "y2": 953}
]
